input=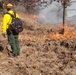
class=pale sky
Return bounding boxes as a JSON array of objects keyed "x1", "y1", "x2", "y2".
[{"x1": 67, "y1": 0, "x2": 76, "y2": 17}]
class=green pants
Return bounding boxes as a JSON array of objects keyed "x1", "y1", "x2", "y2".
[{"x1": 7, "y1": 34, "x2": 20, "y2": 55}]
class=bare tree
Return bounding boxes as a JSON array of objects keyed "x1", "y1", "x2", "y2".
[{"x1": 59, "y1": 0, "x2": 71, "y2": 34}]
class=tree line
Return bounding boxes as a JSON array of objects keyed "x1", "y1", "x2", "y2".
[{"x1": 0, "y1": 0, "x2": 71, "y2": 13}]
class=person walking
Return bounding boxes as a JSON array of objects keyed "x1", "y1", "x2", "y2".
[{"x1": 2, "y1": 3, "x2": 20, "y2": 57}]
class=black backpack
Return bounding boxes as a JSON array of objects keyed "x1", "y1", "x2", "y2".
[{"x1": 7, "y1": 12, "x2": 23, "y2": 33}]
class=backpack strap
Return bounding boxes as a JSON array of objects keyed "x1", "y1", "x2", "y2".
[
  {"x1": 5, "y1": 12, "x2": 16, "y2": 34},
  {"x1": 5, "y1": 11, "x2": 16, "y2": 18},
  {"x1": 14, "y1": 12, "x2": 16, "y2": 18}
]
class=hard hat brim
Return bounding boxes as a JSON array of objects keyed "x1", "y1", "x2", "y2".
[{"x1": 6, "y1": 3, "x2": 13, "y2": 8}]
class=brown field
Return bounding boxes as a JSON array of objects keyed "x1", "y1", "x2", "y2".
[{"x1": 0, "y1": 10, "x2": 76, "y2": 75}]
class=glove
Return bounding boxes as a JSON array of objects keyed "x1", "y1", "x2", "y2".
[{"x1": 2, "y1": 34, "x2": 6, "y2": 38}]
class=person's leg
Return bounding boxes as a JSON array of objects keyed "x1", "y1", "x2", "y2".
[
  {"x1": 7, "y1": 34, "x2": 18, "y2": 55},
  {"x1": 14, "y1": 35, "x2": 20, "y2": 55}
]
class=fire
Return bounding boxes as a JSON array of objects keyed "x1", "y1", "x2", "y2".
[
  {"x1": 19, "y1": 25, "x2": 76, "y2": 42},
  {"x1": 25, "y1": 35, "x2": 36, "y2": 41},
  {"x1": 33, "y1": 15, "x2": 38, "y2": 20},
  {"x1": 43, "y1": 25, "x2": 76, "y2": 41},
  {"x1": 33, "y1": 14, "x2": 46, "y2": 20}
]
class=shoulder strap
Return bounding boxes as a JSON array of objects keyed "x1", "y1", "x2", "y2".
[
  {"x1": 14, "y1": 12, "x2": 16, "y2": 18},
  {"x1": 5, "y1": 11, "x2": 16, "y2": 18},
  {"x1": 6, "y1": 12, "x2": 14, "y2": 18}
]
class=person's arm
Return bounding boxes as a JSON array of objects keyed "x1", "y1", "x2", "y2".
[
  {"x1": 2, "y1": 15, "x2": 7, "y2": 34},
  {"x1": 2, "y1": 14, "x2": 11, "y2": 38}
]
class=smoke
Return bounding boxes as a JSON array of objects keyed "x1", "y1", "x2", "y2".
[{"x1": 37, "y1": 1, "x2": 63, "y2": 25}]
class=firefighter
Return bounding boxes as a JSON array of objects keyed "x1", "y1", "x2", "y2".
[{"x1": 2, "y1": 3, "x2": 20, "y2": 57}]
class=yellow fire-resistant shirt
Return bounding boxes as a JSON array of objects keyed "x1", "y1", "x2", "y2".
[{"x1": 2, "y1": 10, "x2": 19, "y2": 34}]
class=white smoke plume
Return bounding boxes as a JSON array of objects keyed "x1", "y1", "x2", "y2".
[{"x1": 37, "y1": 1, "x2": 63, "y2": 25}]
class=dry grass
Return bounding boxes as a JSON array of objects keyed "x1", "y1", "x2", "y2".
[{"x1": 0, "y1": 11, "x2": 76, "y2": 75}]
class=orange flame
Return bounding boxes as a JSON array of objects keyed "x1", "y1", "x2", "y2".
[
  {"x1": 19, "y1": 25, "x2": 76, "y2": 42},
  {"x1": 43, "y1": 25, "x2": 76, "y2": 41},
  {"x1": 33, "y1": 15, "x2": 38, "y2": 20}
]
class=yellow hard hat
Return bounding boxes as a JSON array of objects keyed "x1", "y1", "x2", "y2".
[{"x1": 6, "y1": 3, "x2": 13, "y2": 8}]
